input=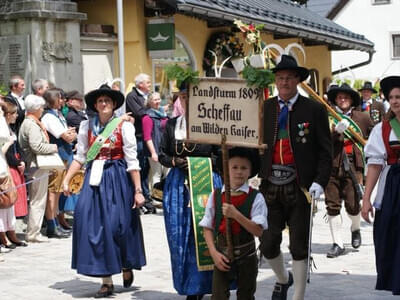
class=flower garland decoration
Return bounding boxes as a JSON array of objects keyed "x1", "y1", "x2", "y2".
[
  {"x1": 233, "y1": 19, "x2": 265, "y2": 55},
  {"x1": 203, "y1": 31, "x2": 244, "y2": 76}
]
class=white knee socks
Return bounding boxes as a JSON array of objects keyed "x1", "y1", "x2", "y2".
[
  {"x1": 267, "y1": 252, "x2": 289, "y2": 284},
  {"x1": 292, "y1": 259, "x2": 307, "y2": 300},
  {"x1": 328, "y1": 215, "x2": 344, "y2": 248},
  {"x1": 348, "y1": 212, "x2": 361, "y2": 232}
]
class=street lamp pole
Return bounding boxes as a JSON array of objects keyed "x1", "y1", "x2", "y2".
[{"x1": 117, "y1": 0, "x2": 126, "y2": 95}]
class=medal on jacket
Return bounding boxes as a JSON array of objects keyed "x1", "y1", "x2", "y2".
[{"x1": 297, "y1": 122, "x2": 309, "y2": 143}]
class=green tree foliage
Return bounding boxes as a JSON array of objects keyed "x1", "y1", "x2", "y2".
[{"x1": 0, "y1": 85, "x2": 7, "y2": 96}]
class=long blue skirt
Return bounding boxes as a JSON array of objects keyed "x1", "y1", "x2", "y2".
[
  {"x1": 374, "y1": 164, "x2": 400, "y2": 295},
  {"x1": 163, "y1": 167, "x2": 222, "y2": 295},
  {"x1": 72, "y1": 159, "x2": 146, "y2": 277}
]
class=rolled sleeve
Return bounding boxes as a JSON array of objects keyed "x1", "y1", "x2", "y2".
[
  {"x1": 365, "y1": 123, "x2": 386, "y2": 166},
  {"x1": 41, "y1": 113, "x2": 68, "y2": 139},
  {"x1": 199, "y1": 192, "x2": 215, "y2": 229},
  {"x1": 74, "y1": 120, "x2": 89, "y2": 164},
  {"x1": 122, "y1": 121, "x2": 141, "y2": 171},
  {"x1": 250, "y1": 192, "x2": 268, "y2": 230}
]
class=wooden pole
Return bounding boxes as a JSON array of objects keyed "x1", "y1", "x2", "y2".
[
  {"x1": 221, "y1": 134, "x2": 234, "y2": 261},
  {"x1": 268, "y1": 50, "x2": 366, "y2": 146}
]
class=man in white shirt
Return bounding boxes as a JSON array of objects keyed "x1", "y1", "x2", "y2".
[{"x1": 5, "y1": 75, "x2": 25, "y2": 133}]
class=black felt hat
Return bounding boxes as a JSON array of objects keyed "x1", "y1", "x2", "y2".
[
  {"x1": 272, "y1": 54, "x2": 310, "y2": 82},
  {"x1": 178, "y1": 81, "x2": 189, "y2": 93},
  {"x1": 358, "y1": 81, "x2": 377, "y2": 93},
  {"x1": 380, "y1": 76, "x2": 400, "y2": 100},
  {"x1": 228, "y1": 147, "x2": 260, "y2": 178},
  {"x1": 327, "y1": 83, "x2": 361, "y2": 107},
  {"x1": 84, "y1": 84, "x2": 124, "y2": 112}
]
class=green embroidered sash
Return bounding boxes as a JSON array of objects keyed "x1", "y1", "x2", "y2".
[
  {"x1": 390, "y1": 118, "x2": 400, "y2": 140},
  {"x1": 187, "y1": 156, "x2": 214, "y2": 271},
  {"x1": 86, "y1": 117, "x2": 123, "y2": 163}
]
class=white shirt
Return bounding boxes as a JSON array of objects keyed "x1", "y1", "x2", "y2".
[
  {"x1": 41, "y1": 109, "x2": 68, "y2": 139},
  {"x1": 278, "y1": 92, "x2": 299, "y2": 111},
  {"x1": 364, "y1": 121, "x2": 399, "y2": 166},
  {"x1": 199, "y1": 183, "x2": 268, "y2": 230},
  {"x1": 174, "y1": 115, "x2": 187, "y2": 140},
  {"x1": 11, "y1": 92, "x2": 24, "y2": 109},
  {"x1": 74, "y1": 120, "x2": 140, "y2": 171}
]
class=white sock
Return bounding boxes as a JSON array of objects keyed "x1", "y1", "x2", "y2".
[
  {"x1": 102, "y1": 276, "x2": 113, "y2": 285},
  {"x1": 267, "y1": 252, "x2": 289, "y2": 284},
  {"x1": 328, "y1": 215, "x2": 344, "y2": 248},
  {"x1": 292, "y1": 259, "x2": 307, "y2": 300},
  {"x1": 348, "y1": 212, "x2": 361, "y2": 232}
]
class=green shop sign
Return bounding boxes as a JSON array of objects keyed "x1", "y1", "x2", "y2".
[{"x1": 146, "y1": 21, "x2": 175, "y2": 51}]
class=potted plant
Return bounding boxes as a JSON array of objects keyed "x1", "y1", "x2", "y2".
[{"x1": 164, "y1": 64, "x2": 200, "y2": 89}]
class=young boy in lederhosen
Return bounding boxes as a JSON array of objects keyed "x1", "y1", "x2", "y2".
[{"x1": 200, "y1": 147, "x2": 268, "y2": 300}]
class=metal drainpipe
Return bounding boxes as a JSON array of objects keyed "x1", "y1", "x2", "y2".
[
  {"x1": 117, "y1": 0, "x2": 125, "y2": 94},
  {"x1": 332, "y1": 51, "x2": 374, "y2": 76}
]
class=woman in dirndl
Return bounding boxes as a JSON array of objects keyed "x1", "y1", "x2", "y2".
[
  {"x1": 362, "y1": 75, "x2": 400, "y2": 295},
  {"x1": 159, "y1": 83, "x2": 222, "y2": 300},
  {"x1": 2, "y1": 100, "x2": 28, "y2": 247},
  {"x1": 62, "y1": 85, "x2": 146, "y2": 298}
]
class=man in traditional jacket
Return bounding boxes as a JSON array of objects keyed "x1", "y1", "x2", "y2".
[
  {"x1": 259, "y1": 55, "x2": 332, "y2": 300},
  {"x1": 357, "y1": 81, "x2": 385, "y2": 125},
  {"x1": 324, "y1": 84, "x2": 373, "y2": 258}
]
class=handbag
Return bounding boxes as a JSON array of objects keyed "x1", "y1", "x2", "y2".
[
  {"x1": 0, "y1": 174, "x2": 17, "y2": 209},
  {"x1": 36, "y1": 152, "x2": 65, "y2": 170}
]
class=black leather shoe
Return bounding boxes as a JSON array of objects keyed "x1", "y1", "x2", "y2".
[
  {"x1": 327, "y1": 243, "x2": 345, "y2": 258},
  {"x1": 47, "y1": 228, "x2": 69, "y2": 239},
  {"x1": 11, "y1": 241, "x2": 28, "y2": 247},
  {"x1": 3, "y1": 243, "x2": 16, "y2": 249},
  {"x1": 94, "y1": 284, "x2": 114, "y2": 298},
  {"x1": 351, "y1": 230, "x2": 361, "y2": 249},
  {"x1": 58, "y1": 226, "x2": 72, "y2": 234},
  {"x1": 143, "y1": 203, "x2": 157, "y2": 214},
  {"x1": 186, "y1": 295, "x2": 204, "y2": 300},
  {"x1": 122, "y1": 269, "x2": 134, "y2": 288},
  {"x1": 271, "y1": 271, "x2": 293, "y2": 300}
]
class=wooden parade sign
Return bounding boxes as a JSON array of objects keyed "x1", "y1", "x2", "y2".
[
  {"x1": 184, "y1": 77, "x2": 265, "y2": 272},
  {"x1": 186, "y1": 77, "x2": 265, "y2": 149}
]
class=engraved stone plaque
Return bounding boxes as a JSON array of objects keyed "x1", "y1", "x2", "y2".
[{"x1": 0, "y1": 35, "x2": 30, "y2": 87}]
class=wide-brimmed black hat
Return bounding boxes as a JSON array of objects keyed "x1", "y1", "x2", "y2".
[
  {"x1": 380, "y1": 76, "x2": 400, "y2": 100},
  {"x1": 218, "y1": 147, "x2": 260, "y2": 179},
  {"x1": 327, "y1": 83, "x2": 361, "y2": 107},
  {"x1": 84, "y1": 84, "x2": 124, "y2": 112},
  {"x1": 358, "y1": 81, "x2": 377, "y2": 93},
  {"x1": 272, "y1": 54, "x2": 310, "y2": 82},
  {"x1": 178, "y1": 81, "x2": 189, "y2": 94}
]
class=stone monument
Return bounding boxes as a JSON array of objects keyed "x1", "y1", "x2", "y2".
[{"x1": 0, "y1": 0, "x2": 86, "y2": 92}]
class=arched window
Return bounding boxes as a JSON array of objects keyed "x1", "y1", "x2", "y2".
[{"x1": 152, "y1": 34, "x2": 195, "y2": 96}]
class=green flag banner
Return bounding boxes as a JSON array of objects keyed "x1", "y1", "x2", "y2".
[{"x1": 187, "y1": 157, "x2": 214, "y2": 271}]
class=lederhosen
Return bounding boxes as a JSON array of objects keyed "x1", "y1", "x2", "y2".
[
  {"x1": 325, "y1": 114, "x2": 364, "y2": 216},
  {"x1": 211, "y1": 188, "x2": 258, "y2": 300},
  {"x1": 260, "y1": 101, "x2": 310, "y2": 261}
]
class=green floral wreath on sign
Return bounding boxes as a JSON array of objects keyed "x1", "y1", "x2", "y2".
[{"x1": 203, "y1": 31, "x2": 244, "y2": 76}]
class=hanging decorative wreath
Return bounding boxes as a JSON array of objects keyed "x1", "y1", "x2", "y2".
[{"x1": 203, "y1": 31, "x2": 245, "y2": 76}]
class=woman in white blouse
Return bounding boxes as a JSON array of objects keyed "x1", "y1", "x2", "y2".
[
  {"x1": 362, "y1": 76, "x2": 400, "y2": 295},
  {"x1": 41, "y1": 89, "x2": 77, "y2": 238},
  {"x1": 62, "y1": 85, "x2": 146, "y2": 298}
]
